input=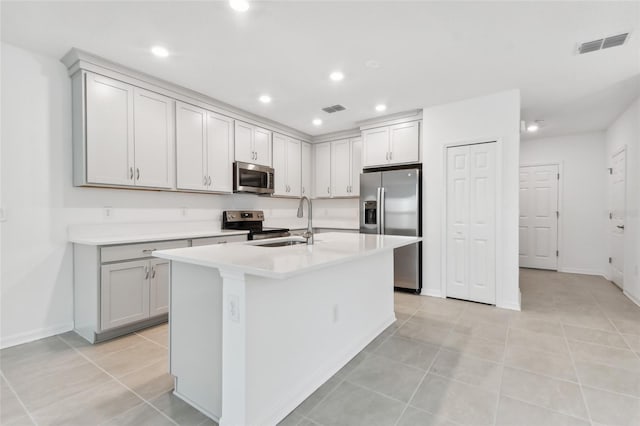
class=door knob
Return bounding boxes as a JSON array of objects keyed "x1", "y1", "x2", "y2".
[{"x1": 617, "y1": 225, "x2": 625, "y2": 230}]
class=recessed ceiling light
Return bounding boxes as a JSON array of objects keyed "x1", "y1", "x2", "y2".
[
  {"x1": 329, "y1": 71, "x2": 344, "y2": 81},
  {"x1": 312, "y1": 118, "x2": 322, "y2": 126},
  {"x1": 375, "y1": 104, "x2": 387, "y2": 112},
  {"x1": 259, "y1": 95, "x2": 272, "y2": 104},
  {"x1": 229, "y1": 0, "x2": 250, "y2": 12},
  {"x1": 526, "y1": 123, "x2": 539, "y2": 132},
  {"x1": 150, "y1": 46, "x2": 169, "y2": 58}
]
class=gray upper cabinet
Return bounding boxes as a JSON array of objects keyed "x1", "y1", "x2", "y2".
[
  {"x1": 234, "y1": 121, "x2": 272, "y2": 167},
  {"x1": 362, "y1": 121, "x2": 420, "y2": 168}
]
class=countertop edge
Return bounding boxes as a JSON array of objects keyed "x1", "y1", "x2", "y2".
[{"x1": 69, "y1": 230, "x2": 250, "y2": 246}]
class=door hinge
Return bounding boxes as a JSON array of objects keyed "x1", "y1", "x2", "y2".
[
  {"x1": 557, "y1": 173, "x2": 560, "y2": 180},
  {"x1": 556, "y1": 211, "x2": 559, "y2": 219},
  {"x1": 556, "y1": 250, "x2": 559, "y2": 257},
  {"x1": 609, "y1": 212, "x2": 613, "y2": 219},
  {"x1": 608, "y1": 168, "x2": 613, "y2": 175},
  {"x1": 608, "y1": 257, "x2": 612, "y2": 264}
]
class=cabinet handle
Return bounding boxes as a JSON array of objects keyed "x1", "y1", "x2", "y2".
[
  {"x1": 203, "y1": 176, "x2": 207, "y2": 186},
  {"x1": 136, "y1": 168, "x2": 140, "y2": 180},
  {"x1": 327, "y1": 186, "x2": 330, "y2": 194},
  {"x1": 255, "y1": 152, "x2": 258, "y2": 161},
  {"x1": 208, "y1": 176, "x2": 212, "y2": 186},
  {"x1": 142, "y1": 248, "x2": 157, "y2": 254},
  {"x1": 389, "y1": 151, "x2": 392, "y2": 160},
  {"x1": 216, "y1": 241, "x2": 228, "y2": 244},
  {"x1": 144, "y1": 266, "x2": 149, "y2": 279},
  {"x1": 302, "y1": 187, "x2": 305, "y2": 194},
  {"x1": 151, "y1": 266, "x2": 156, "y2": 278},
  {"x1": 129, "y1": 167, "x2": 134, "y2": 180}
]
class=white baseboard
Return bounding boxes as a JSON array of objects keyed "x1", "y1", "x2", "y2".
[
  {"x1": 497, "y1": 301, "x2": 521, "y2": 311},
  {"x1": 420, "y1": 288, "x2": 443, "y2": 298},
  {"x1": 624, "y1": 290, "x2": 640, "y2": 308},
  {"x1": 558, "y1": 267, "x2": 606, "y2": 277},
  {"x1": 1, "y1": 322, "x2": 74, "y2": 349}
]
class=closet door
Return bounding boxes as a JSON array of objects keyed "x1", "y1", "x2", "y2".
[{"x1": 446, "y1": 143, "x2": 496, "y2": 304}]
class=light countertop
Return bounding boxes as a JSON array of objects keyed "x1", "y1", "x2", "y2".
[{"x1": 153, "y1": 232, "x2": 421, "y2": 279}]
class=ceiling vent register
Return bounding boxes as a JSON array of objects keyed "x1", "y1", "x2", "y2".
[
  {"x1": 322, "y1": 104, "x2": 346, "y2": 113},
  {"x1": 578, "y1": 33, "x2": 629, "y2": 54}
]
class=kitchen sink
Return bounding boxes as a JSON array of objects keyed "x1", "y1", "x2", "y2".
[{"x1": 254, "y1": 240, "x2": 308, "y2": 248}]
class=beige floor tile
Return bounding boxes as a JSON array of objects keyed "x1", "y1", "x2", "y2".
[
  {"x1": 574, "y1": 360, "x2": 640, "y2": 397},
  {"x1": 374, "y1": 335, "x2": 439, "y2": 370},
  {"x1": 454, "y1": 317, "x2": 509, "y2": 343},
  {"x1": 0, "y1": 337, "x2": 83, "y2": 382},
  {"x1": 30, "y1": 379, "x2": 143, "y2": 426},
  {"x1": 102, "y1": 402, "x2": 175, "y2": 426},
  {"x1": 563, "y1": 324, "x2": 630, "y2": 349},
  {"x1": 441, "y1": 330, "x2": 506, "y2": 362},
  {"x1": 93, "y1": 340, "x2": 168, "y2": 378},
  {"x1": 396, "y1": 406, "x2": 457, "y2": 426},
  {"x1": 508, "y1": 328, "x2": 569, "y2": 355},
  {"x1": 293, "y1": 375, "x2": 342, "y2": 415},
  {"x1": 510, "y1": 317, "x2": 565, "y2": 337},
  {"x1": 347, "y1": 353, "x2": 424, "y2": 402},
  {"x1": 610, "y1": 317, "x2": 640, "y2": 336},
  {"x1": 137, "y1": 323, "x2": 169, "y2": 348},
  {"x1": 504, "y1": 344, "x2": 577, "y2": 382},
  {"x1": 495, "y1": 396, "x2": 589, "y2": 426},
  {"x1": 150, "y1": 392, "x2": 210, "y2": 426},
  {"x1": 410, "y1": 373, "x2": 497, "y2": 426},
  {"x1": 582, "y1": 386, "x2": 640, "y2": 426},
  {"x1": 334, "y1": 351, "x2": 368, "y2": 378},
  {"x1": 277, "y1": 410, "x2": 304, "y2": 426},
  {"x1": 396, "y1": 319, "x2": 453, "y2": 346},
  {"x1": 500, "y1": 367, "x2": 588, "y2": 419},
  {"x1": 430, "y1": 349, "x2": 503, "y2": 392},
  {"x1": 363, "y1": 323, "x2": 400, "y2": 352},
  {"x1": 560, "y1": 309, "x2": 617, "y2": 333},
  {"x1": 58, "y1": 331, "x2": 147, "y2": 361},
  {"x1": 1, "y1": 377, "x2": 31, "y2": 425},
  {"x1": 119, "y1": 359, "x2": 174, "y2": 400},
  {"x1": 622, "y1": 334, "x2": 640, "y2": 352},
  {"x1": 568, "y1": 340, "x2": 640, "y2": 372}
]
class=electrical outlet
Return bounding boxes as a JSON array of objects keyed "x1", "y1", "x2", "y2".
[
  {"x1": 332, "y1": 304, "x2": 339, "y2": 323},
  {"x1": 103, "y1": 206, "x2": 113, "y2": 219},
  {"x1": 228, "y1": 294, "x2": 240, "y2": 322}
]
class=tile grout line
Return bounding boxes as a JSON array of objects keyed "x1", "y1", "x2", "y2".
[
  {"x1": 0, "y1": 370, "x2": 39, "y2": 426},
  {"x1": 589, "y1": 290, "x2": 640, "y2": 360},
  {"x1": 559, "y1": 323, "x2": 595, "y2": 425},
  {"x1": 134, "y1": 329, "x2": 169, "y2": 350},
  {"x1": 492, "y1": 327, "x2": 509, "y2": 426},
  {"x1": 54, "y1": 335, "x2": 179, "y2": 426}
]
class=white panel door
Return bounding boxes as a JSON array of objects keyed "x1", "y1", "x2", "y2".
[
  {"x1": 362, "y1": 127, "x2": 390, "y2": 167},
  {"x1": 176, "y1": 102, "x2": 207, "y2": 191},
  {"x1": 610, "y1": 149, "x2": 626, "y2": 288},
  {"x1": 519, "y1": 165, "x2": 559, "y2": 270},
  {"x1": 301, "y1": 142, "x2": 312, "y2": 197},
  {"x1": 350, "y1": 137, "x2": 362, "y2": 196},
  {"x1": 446, "y1": 143, "x2": 497, "y2": 304},
  {"x1": 253, "y1": 127, "x2": 272, "y2": 166},
  {"x1": 85, "y1": 73, "x2": 134, "y2": 186},
  {"x1": 101, "y1": 260, "x2": 150, "y2": 331},
  {"x1": 331, "y1": 139, "x2": 351, "y2": 197},
  {"x1": 234, "y1": 121, "x2": 254, "y2": 164},
  {"x1": 133, "y1": 88, "x2": 174, "y2": 189},
  {"x1": 314, "y1": 143, "x2": 332, "y2": 198},
  {"x1": 149, "y1": 259, "x2": 170, "y2": 317},
  {"x1": 207, "y1": 111, "x2": 234, "y2": 193},
  {"x1": 272, "y1": 133, "x2": 288, "y2": 196},
  {"x1": 468, "y1": 143, "x2": 496, "y2": 303},
  {"x1": 446, "y1": 145, "x2": 470, "y2": 300},
  {"x1": 287, "y1": 138, "x2": 302, "y2": 197},
  {"x1": 389, "y1": 121, "x2": 420, "y2": 165}
]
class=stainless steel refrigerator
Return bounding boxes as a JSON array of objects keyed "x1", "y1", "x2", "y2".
[{"x1": 360, "y1": 167, "x2": 422, "y2": 292}]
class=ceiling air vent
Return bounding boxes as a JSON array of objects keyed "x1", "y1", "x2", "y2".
[
  {"x1": 322, "y1": 104, "x2": 346, "y2": 113},
  {"x1": 578, "y1": 32, "x2": 629, "y2": 54}
]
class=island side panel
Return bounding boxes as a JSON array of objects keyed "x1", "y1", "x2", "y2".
[
  {"x1": 170, "y1": 262, "x2": 223, "y2": 421},
  {"x1": 244, "y1": 251, "x2": 395, "y2": 425}
]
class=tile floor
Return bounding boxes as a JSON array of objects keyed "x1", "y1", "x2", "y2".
[{"x1": 2, "y1": 269, "x2": 639, "y2": 426}]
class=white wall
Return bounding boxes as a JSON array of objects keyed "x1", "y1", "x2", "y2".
[
  {"x1": 0, "y1": 43, "x2": 357, "y2": 348},
  {"x1": 422, "y1": 90, "x2": 521, "y2": 310},
  {"x1": 520, "y1": 132, "x2": 607, "y2": 276},
  {"x1": 605, "y1": 98, "x2": 640, "y2": 304}
]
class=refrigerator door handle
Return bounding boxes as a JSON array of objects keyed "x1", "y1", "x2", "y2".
[
  {"x1": 376, "y1": 187, "x2": 382, "y2": 234},
  {"x1": 380, "y1": 187, "x2": 385, "y2": 235}
]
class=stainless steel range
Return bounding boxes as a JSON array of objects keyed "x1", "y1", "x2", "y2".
[{"x1": 222, "y1": 210, "x2": 290, "y2": 240}]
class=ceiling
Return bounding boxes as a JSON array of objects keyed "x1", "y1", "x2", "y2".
[{"x1": 1, "y1": 1, "x2": 639, "y2": 139}]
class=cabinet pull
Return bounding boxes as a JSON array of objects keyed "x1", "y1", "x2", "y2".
[
  {"x1": 142, "y1": 248, "x2": 156, "y2": 254},
  {"x1": 207, "y1": 176, "x2": 212, "y2": 186},
  {"x1": 129, "y1": 167, "x2": 134, "y2": 180},
  {"x1": 327, "y1": 186, "x2": 330, "y2": 194},
  {"x1": 389, "y1": 151, "x2": 392, "y2": 160},
  {"x1": 136, "y1": 168, "x2": 140, "y2": 180},
  {"x1": 216, "y1": 241, "x2": 228, "y2": 244},
  {"x1": 255, "y1": 152, "x2": 258, "y2": 161},
  {"x1": 302, "y1": 187, "x2": 305, "y2": 194},
  {"x1": 151, "y1": 266, "x2": 156, "y2": 278},
  {"x1": 203, "y1": 176, "x2": 207, "y2": 186},
  {"x1": 144, "y1": 266, "x2": 149, "y2": 279}
]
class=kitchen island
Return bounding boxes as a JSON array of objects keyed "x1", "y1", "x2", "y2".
[{"x1": 153, "y1": 232, "x2": 421, "y2": 426}]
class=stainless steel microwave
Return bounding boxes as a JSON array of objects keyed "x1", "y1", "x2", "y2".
[{"x1": 233, "y1": 162, "x2": 275, "y2": 195}]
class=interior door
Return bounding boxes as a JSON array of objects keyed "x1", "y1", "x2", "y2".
[
  {"x1": 133, "y1": 88, "x2": 174, "y2": 188},
  {"x1": 519, "y1": 164, "x2": 559, "y2": 270},
  {"x1": 176, "y1": 102, "x2": 207, "y2": 191},
  {"x1": 446, "y1": 143, "x2": 497, "y2": 304},
  {"x1": 610, "y1": 149, "x2": 626, "y2": 288},
  {"x1": 206, "y1": 111, "x2": 233, "y2": 193}
]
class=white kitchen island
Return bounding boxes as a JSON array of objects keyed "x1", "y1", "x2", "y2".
[{"x1": 153, "y1": 232, "x2": 421, "y2": 426}]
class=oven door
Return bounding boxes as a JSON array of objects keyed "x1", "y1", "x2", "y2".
[{"x1": 234, "y1": 162, "x2": 275, "y2": 194}]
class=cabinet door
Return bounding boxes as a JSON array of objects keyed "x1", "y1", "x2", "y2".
[
  {"x1": 133, "y1": 88, "x2": 175, "y2": 189},
  {"x1": 350, "y1": 137, "x2": 363, "y2": 197},
  {"x1": 101, "y1": 260, "x2": 150, "y2": 331},
  {"x1": 389, "y1": 121, "x2": 420, "y2": 164},
  {"x1": 362, "y1": 127, "x2": 390, "y2": 167},
  {"x1": 301, "y1": 142, "x2": 312, "y2": 197},
  {"x1": 176, "y1": 102, "x2": 207, "y2": 191},
  {"x1": 287, "y1": 138, "x2": 301, "y2": 197},
  {"x1": 272, "y1": 133, "x2": 289, "y2": 196},
  {"x1": 85, "y1": 73, "x2": 134, "y2": 186},
  {"x1": 207, "y1": 111, "x2": 234, "y2": 193},
  {"x1": 149, "y1": 259, "x2": 170, "y2": 317},
  {"x1": 314, "y1": 143, "x2": 332, "y2": 198},
  {"x1": 234, "y1": 121, "x2": 254, "y2": 164},
  {"x1": 253, "y1": 127, "x2": 272, "y2": 166},
  {"x1": 331, "y1": 139, "x2": 351, "y2": 197}
]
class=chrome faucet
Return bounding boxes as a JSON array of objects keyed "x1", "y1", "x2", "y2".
[{"x1": 297, "y1": 196, "x2": 314, "y2": 245}]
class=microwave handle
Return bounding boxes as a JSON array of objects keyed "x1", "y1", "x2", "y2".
[{"x1": 267, "y1": 172, "x2": 273, "y2": 190}]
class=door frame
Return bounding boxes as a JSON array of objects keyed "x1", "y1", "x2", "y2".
[
  {"x1": 608, "y1": 145, "x2": 627, "y2": 287},
  {"x1": 518, "y1": 161, "x2": 563, "y2": 272},
  {"x1": 441, "y1": 137, "x2": 502, "y2": 306}
]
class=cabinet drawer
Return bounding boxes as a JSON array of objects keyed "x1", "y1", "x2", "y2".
[
  {"x1": 101, "y1": 240, "x2": 189, "y2": 263},
  {"x1": 191, "y1": 234, "x2": 247, "y2": 247}
]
